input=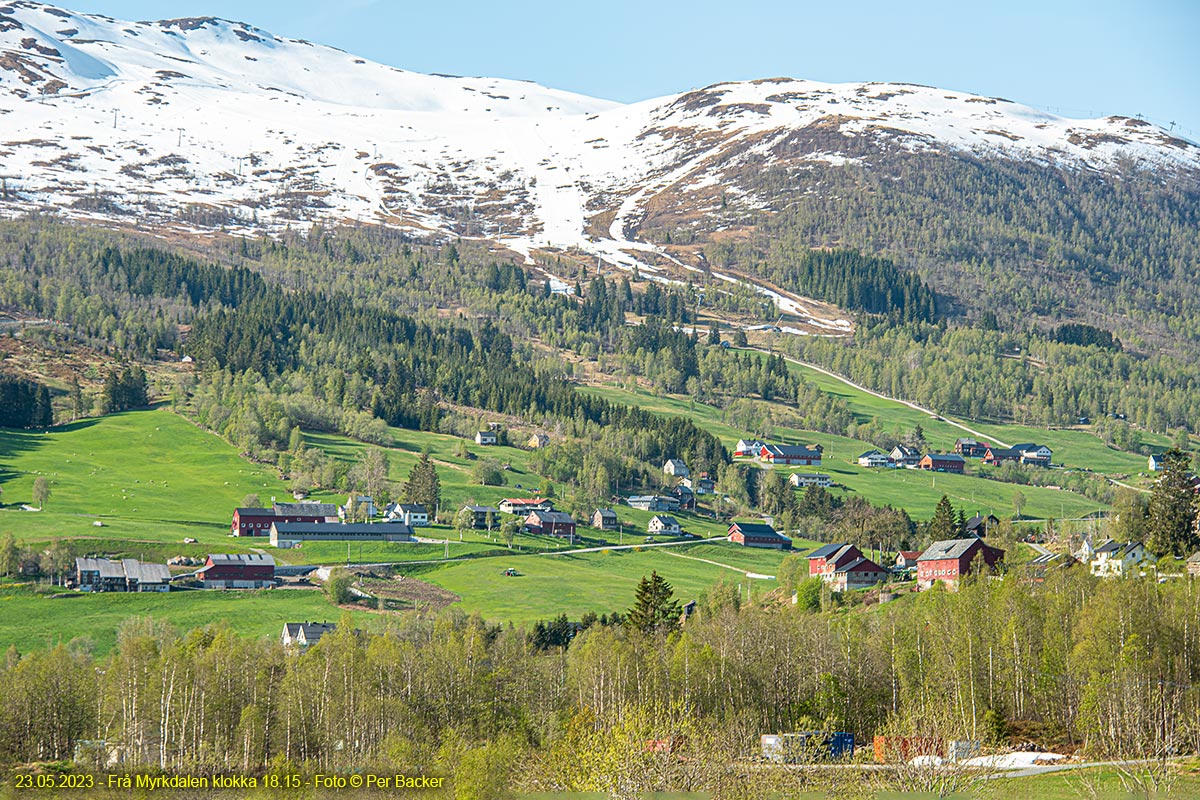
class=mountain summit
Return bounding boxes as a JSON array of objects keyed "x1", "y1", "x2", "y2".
[{"x1": 1, "y1": 2, "x2": 1197, "y2": 300}]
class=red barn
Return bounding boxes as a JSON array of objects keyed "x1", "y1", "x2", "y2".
[
  {"x1": 918, "y1": 453, "x2": 966, "y2": 474},
  {"x1": 728, "y1": 521, "x2": 792, "y2": 550},
  {"x1": 230, "y1": 502, "x2": 337, "y2": 537},
  {"x1": 917, "y1": 538, "x2": 1004, "y2": 589},
  {"x1": 524, "y1": 510, "x2": 577, "y2": 539},
  {"x1": 199, "y1": 553, "x2": 276, "y2": 589},
  {"x1": 760, "y1": 445, "x2": 822, "y2": 466}
]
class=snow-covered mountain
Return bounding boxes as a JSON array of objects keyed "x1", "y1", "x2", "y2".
[{"x1": 1, "y1": 2, "x2": 1197, "y2": 329}]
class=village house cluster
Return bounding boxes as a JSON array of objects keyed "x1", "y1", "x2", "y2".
[{"x1": 856, "y1": 438, "x2": 1053, "y2": 474}]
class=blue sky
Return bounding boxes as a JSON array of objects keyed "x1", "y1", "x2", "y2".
[{"x1": 65, "y1": 0, "x2": 1200, "y2": 138}]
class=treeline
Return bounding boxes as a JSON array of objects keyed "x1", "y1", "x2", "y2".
[
  {"x1": 0, "y1": 376, "x2": 51, "y2": 429},
  {"x1": 764, "y1": 248, "x2": 938, "y2": 323},
  {"x1": 1, "y1": 573, "x2": 1196, "y2": 796},
  {"x1": 781, "y1": 317, "x2": 1200, "y2": 433}
]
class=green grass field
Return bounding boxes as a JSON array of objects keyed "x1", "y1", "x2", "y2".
[
  {"x1": 408, "y1": 541, "x2": 788, "y2": 623},
  {"x1": 583, "y1": 384, "x2": 1107, "y2": 521},
  {"x1": 0, "y1": 584, "x2": 377, "y2": 655},
  {"x1": 772, "y1": 354, "x2": 1167, "y2": 477}
]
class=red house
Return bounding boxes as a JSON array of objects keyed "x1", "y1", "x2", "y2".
[
  {"x1": 199, "y1": 553, "x2": 276, "y2": 589},
  {"x1": 918, "y1": 453, "x2": 966, "y2": 474},
  {"x1": 524, "y1": 510, "x2": 577, "y2": 539},
  {"x1": 806, "y1": 542, "x2": 857, "y2": 576},
  {"x1": 917, "y1": 538, "x2": 1004, "y2": 589}
]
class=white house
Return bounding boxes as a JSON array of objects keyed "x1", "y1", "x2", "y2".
[
  {"x1": 663, "y1": 459, "x2": 690, "y2": 478},
  {"x1": 857, "y1": 450, "x2": 892, "y2": 468},
  {"x1": 681, "y1": 474, "x2": 715, "y2": 494},
  {"x1": 391, "y1": 503, "x2": 429, "y2": 527},
  {"x1": 1148, "y1": 454, "x2": 1166, "y2": 471},
  {"x1": 1090, "y1": 540, "x2": 1151, "y2": 577},
  {"x1": 648, "y1": 515, "x2": 682, "y2": 535},
  {"x1": 475, "y1": 430, "x2": 498, "y2": 446},
  {"x1": 789, "y1": 473, "x2": 833, "y2": 488},
  {"x1": 735, "y1": 439, "x2": 766, "y2": 457},
  {"x1": 889, "y1": 445, "x2": 922, "y2": 468}
]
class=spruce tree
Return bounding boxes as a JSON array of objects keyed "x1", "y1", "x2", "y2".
[
  {"x1": 403, "y1": 452, "x2": 441, "y2": 515},
  {"x1": 1146, "y1": 449, "x2": 1200, "y2": 557},
  {"x1": 626, "y1": 571, "x2": 682, "y2": 635},
  {"x1": 929, "y1": 495, "x2": 957, "y2": 541}
]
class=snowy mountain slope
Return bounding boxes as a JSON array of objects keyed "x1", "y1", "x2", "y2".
[{"x1": 1, "y1": 2, "x2": 1197, "y2": 332}]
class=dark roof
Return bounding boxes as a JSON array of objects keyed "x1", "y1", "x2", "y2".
[
  {"x1": 235, "y1": 507, "x2": 275, "y2": 515},
  {"x1": 207, "y1": 553, "x2": 276, "y2": 567},
  {"x1": 397, "y1": 503, "x2": 427, "y2": 513},
  {"x1": 763, "y1": 445, "x2": 821, "y2": 458},
  {"x1": 924, "y1": 453, "x2": 966, "y2": 463},
  {"x1": 858, "y1": 450, "x2": 885, "y2": 459},
  {"x1": 892, "y1": 445, "x2": 920, "y2": 457},
  {"x1": 807, "y1": 542, "x2": 847, "y2": 560},
  {"x1": 273, "y1": 522, "x2": 412, "y2": 534},
  {"x1": 594, "y1": 508, "x2": 617, "y2": 518},
  {"x1": 730, "y1": 521, "x2": 788, "y2": 540},
  {"x1": 918, "y1": 538, "x2": 985, "y2": 561},
  {"x1": 651, "y1": 515, "x2": 679, "y2": 526},
  {"x1": 834, "y1": 556, "x2": 885, "y2": 573},
  {"x1": 1096, "y1": 540, "x2": 1142, "y2": 557}
]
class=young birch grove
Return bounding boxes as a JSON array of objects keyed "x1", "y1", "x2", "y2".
[{"x1": 0, "y1": 570, "x2": 1198, "y2": 797}]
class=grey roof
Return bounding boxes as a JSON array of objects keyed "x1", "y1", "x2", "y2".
[
  {"x1": 594, "y1": 508, "x2": 617, "y2": 518},
  {"x1": 918, "y1": 539, "x2": 984, "y2": 561},
  {"x1": 806, "y1": 542, "x2": 847, "y2": 560},
  {"x1": 528, "y1": 510, "x2": 575, "y2": 524},
  {"x1": 397, "y1": 503, "x2": 427, "y2": 514},
  {"x1": 121, "y1": 559, "x2": 171, "y2": 584},
  {"x1": 891, "y1": 445, "x2": 921, "y2": 457},
  {"x1": 858, "y1": 450, "x2": 885, "y2": 459},
  {"x1": 650, "y1": 515, "x2": 679, "y2": 526},
  {"x1": 284, "y1": 622, "x2": 337, "y2": 645},
  {"x1": 464, "y1": 505, "x2": 499, "y2": 513},
  {"x1": 207, "y1": 553, "x2": 276, "y2": 567},
  {"x1": 75, "y1": 557, "x2": 126, "y2": 579},
  {"x1": 273, "y1": 502, "x2": 339, "y2": 517},
  {"x1": 924, "y1": 453, "x2": 965, "y2": 463},
  {"x1": 235, "y1": 507, "x2": 275, "y2": 515},
  {"x1": 1188, "y1": 552, "x2": 1200, "y2": 563}
]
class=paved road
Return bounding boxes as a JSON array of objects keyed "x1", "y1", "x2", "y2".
[
  {"x1": 310, "y1": 536, "x2": 732, "y2": 572},
  {"x1": 656, "y1": 547, "x2": 776, "y2": 580},
  {"x1": 1027, "y1": 541, "x2": 1052, "y2": 557}
]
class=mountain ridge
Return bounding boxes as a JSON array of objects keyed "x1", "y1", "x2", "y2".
[{"x1": 1, "y1": 2, "x2": 1198, "y2": 335}]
